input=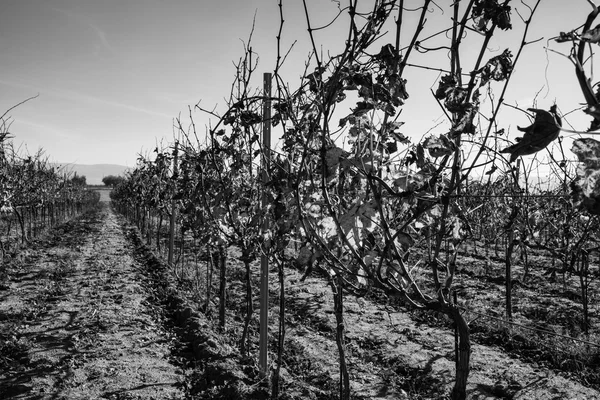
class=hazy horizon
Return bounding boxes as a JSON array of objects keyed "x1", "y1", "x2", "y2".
[{"x1": 53, "y1": 162, "x2": 130, "y2": 185}]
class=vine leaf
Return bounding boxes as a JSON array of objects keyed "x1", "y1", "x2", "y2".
[
  {"x1": 582, "y1": 24, "x2": 600, "y2": 44},
  {"x1": 585, "y1": 85, "x2": 600, "y2": 131},
  {"x1": 374, "y1": 44, "x2": 399, "y2": 68},
  {"x1": 556, "y1": 31, "x2": 578, "y2": 43},
  {"x1": 414, "y1": 204, "x2": 443, "y2": 230},
  {"x1": 325, "y1": 147, "x2": 345, "y2": 169},
  {"x1": 571, "y1": 138, "x2": 600, "y2": 215},
  {"x1": 423, "y1": 135, "x2": 455, "y2": 158},
  {"x1": 450, "y1": 108, "x2": 477, "y2": 137},
  {"x1": 363, "y1": 250, "x2": 378, "y2": 267},
  {"x1": 444, "y1": 87, "x2": 469, "y2": 113},
  {"x1": 396, "y1": 232, "x2": 414, "y2": 250},
  {"x1": 478, "y1": 49, "x2": 513, "y2": 86},
  {"x1": 435, "y1": 74, "x2": 457, "y2": 100},
  {"x1": 500, "y1": 105, "x2": 561, "y2": 162},
  {"x1": 295, "y1": 245, "x2": 314, "y2": 267},
  {"x1": 472, "y1": 0, "x2": 512, "y2": 32}
]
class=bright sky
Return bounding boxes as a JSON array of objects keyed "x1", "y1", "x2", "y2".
[{"x1": 0, "y1": 0, "x2": 596, "y2": 168}]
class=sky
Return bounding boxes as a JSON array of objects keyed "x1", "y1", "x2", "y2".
[{"x1": 0, "y1": 0, "x2": 597, "y2": 169}]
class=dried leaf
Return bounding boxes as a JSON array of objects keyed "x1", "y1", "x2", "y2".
[
  {"x1": 374, "y1": 44, "x2": 399, "y2": 67},
  {"x1": 435, "y1": 74, "x2": 457, "y2": 100},
  {"x1": 556, "y1": 31, "x2": 578, "y2": 43},
  {"x1": 295, "y1": 245, "x2": 313, "y2": 267},
  {"x1": 363, "y1": 250, "x2": 378, "y2": 267},
  {"x1": 472, "y1": 0, "x2": 512, "y2": 32},
  {"x1": 423, "y1": 134, "x2": 455, "y2": 158},
  {"x1": 500, "y1": 106, "x2": 561, "y2": 162},
  {"x1": 478, "y1": 49, "x2": 513, "y2": 86},
  {"x1": 396, "y1": 232, "x2": 414, "y2": 250},
  {"x1": 444, "y1": 87, "x2": 469, "y2": 113},
  {"x1": 325, "y1": 147, "x2": 345, "y2": 169},
  {"x1": 571, "y1": 138, "x2": 600, "y2": 214},
  {"x1": 582, "y1": 24, "x2": 600, "y2": 44}
]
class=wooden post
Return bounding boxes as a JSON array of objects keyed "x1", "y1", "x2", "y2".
[
  {"x1": 168, "y1": 141, "x2": 179, "y2": 267},
  {"x1": 259, "y1": 72, "x2": 272, "y2": 376}
]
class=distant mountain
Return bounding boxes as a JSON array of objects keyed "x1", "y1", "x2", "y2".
[{"x1": 54, "y1": 163, "x2": 130, "y2": 186}]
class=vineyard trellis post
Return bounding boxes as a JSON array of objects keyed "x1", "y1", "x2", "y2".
[{"x1": 259, "y1": 72, "x2": 272, "y2": 377}]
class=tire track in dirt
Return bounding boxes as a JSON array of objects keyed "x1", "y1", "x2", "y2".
[{"x1": 0, "y1": 204, "x2": 184, "y2": 399}]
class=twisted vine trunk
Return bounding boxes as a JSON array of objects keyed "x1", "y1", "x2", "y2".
[
  {"x1": 240, "y1": 257, "x2": 254, "y2": 356},
  {"x1": 14, "y1": 207, "x2": 26, "y2": 244},
  {"x1": 145, "y1": 208, "x2": 151, "y2": 245},
  {"x1": 271, "y1": 254, "x2": 286, "y2": 399},
  {"x1": 449, "y1": 305, "x2": 471, "y2": 400}
]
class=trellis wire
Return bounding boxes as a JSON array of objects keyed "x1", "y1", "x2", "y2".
[
  {"x1": 458, "y1": 305, "x2": 600, "y2": 349},
  {"x1": 452, "y1": 194, "x2": 572, "y2": 199}
]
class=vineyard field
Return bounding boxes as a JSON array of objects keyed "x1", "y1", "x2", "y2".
[
  {"x1": 5, "y1": 1, "x2": 600, "y2": 399},
  {"x1": 143, "y1": 224, "x2": 600, "y2": 399},
  {"x1": 2, "y1": 195, "x2": 598, "y2": 399}
]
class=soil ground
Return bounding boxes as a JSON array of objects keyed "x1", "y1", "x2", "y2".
[
  {"x1": 1, "y1": 193, "x2": 599, "y2": 399},
  {"x1": 0, "y1": 200, "x2": 185, "y2": 399}
]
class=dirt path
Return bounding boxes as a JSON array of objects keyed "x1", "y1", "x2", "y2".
[{"x1": 0, "y1": 203, "x2": 184, "y2": 399}]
